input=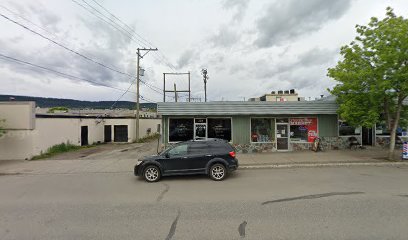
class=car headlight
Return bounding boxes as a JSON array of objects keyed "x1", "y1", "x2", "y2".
[{"x1": 136, "y1": 160, "x2": 143, "y2": 166}]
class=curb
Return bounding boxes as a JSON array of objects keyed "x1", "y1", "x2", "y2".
[{"x1": 238, "y1": 161, "x2": 408, "y2": 169}]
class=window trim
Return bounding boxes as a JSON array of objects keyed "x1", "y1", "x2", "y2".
[
  {"x1": 375, "y1": 123, "x2": 408, "y2": 137},
  {"x1": 338, "y1": 120, "x2": 362, "y2": 137},
  {"x1": 207, "y1": 117, "x2": 233, "y2": 143},
  {"x1": 167, "y1": 117, "x2": 233, "y2": 144},
  {"x1": 250, "y1": 117, "x2": 276, "y2": 143},
  {"x1": 168, "y1": 117, "x2": 194, "y2": 144}
]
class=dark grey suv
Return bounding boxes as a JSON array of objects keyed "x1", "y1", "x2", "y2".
[{"x1": 134, "y1": 139, "x2": 238, "y2": 182}]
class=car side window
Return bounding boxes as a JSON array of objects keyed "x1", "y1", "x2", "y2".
[
  {"x1": 208, "y1": 142, "x2": 228, "y2": 153},
  {"x1": 188, "y1": 143, "x2": 208, "y2": 155},
  {"x1": 168, "y1": 144, "x2": 188, "y2": 157}
]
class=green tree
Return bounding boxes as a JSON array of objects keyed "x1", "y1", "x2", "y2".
[
  {"x1": 47, "y1": 106, "x2": 69, "y2": 113},
  {"x1": 328, "y1": 7, "x2": 408, "y2": 160}
]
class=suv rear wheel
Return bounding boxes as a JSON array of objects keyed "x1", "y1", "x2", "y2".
[
  {"x1": 143, "y1": 165, "x2": 161, "y2": 182},
  {"x1": 209, "y1": 163, "x2": 227, "y2": 181}
]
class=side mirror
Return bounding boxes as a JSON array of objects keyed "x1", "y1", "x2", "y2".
[{"x1": 165, "y1": 153, "x2": 170, "y2": 158}]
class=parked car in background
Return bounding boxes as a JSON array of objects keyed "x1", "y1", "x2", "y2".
[{"x1": 134, "y1": 138, "x2": 238, "y2": 182}]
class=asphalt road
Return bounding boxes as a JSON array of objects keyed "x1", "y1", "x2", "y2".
[{"x1": 1, "y1": 166, "x2": 408, "y2": 240}]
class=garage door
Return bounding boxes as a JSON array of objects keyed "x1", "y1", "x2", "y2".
[{"x1": 114, "y1": 125, "x2": 128, "y2": 142}]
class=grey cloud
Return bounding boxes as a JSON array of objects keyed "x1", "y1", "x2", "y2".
[
  {"x1": 298, "y1": 47, "x2": 337, "y2": 67},
  {"x1": 255, "y1": 47, "x2": 337, "y2": 79},
  {"x1": 80, "y1": 15, "x2": 132, "y2": 51},
  {"x1": 255, "y1": 0, "x2": 352, "y2": 48},
  {"x1": 0, "y1": 10, "x2": 135, "y2": 89},
  {"x1": 280, "y1": 70, "x2": 322, "y2": 90},
  {"x1": 177, "y1": 49, "x2": 195, "y2": 69},
  {"x1": 229, "y1": 63, "x2": 245, "y2": 75},
  {"x1": 223, "y1": 0, "x2": 250, "y2": 23},
  {"x1": 28, "y1": 3, "x2": 62, "y2": 32},
  {"x1": 253, "y1": 47, "x2": 337, "y2": 98},
  {"x1": 210, "y1": 25, "x2": 240, "y2": 48}
]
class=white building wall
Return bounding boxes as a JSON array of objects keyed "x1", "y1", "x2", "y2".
[
  {"x1": 0, "y1": 102, "x2": 36, "y2": 160},
  {"x1": 0, "y1": 130, "x2": 35, "y2": 160},
  {"x1": 105, "y1": 119, "x2": 135, "y2": 143},
  {"x1": 31, "y1": 118, "x2": 105, "y2": 156},
  {"x1": 140, "y1": 119, "x2": 161, "y2": 137},
  {"x1": 0, "y1": 101, "x2": 161, "y2": 160},
  {"x1": 32, "y1": 118, "x2": 79, "y2": 156}
]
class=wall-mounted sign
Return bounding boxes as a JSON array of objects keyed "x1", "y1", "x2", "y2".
[{"x1": 290, "y1": 118, "x2": 314, "y2": 125}]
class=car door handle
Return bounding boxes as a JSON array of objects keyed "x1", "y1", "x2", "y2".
[{"x1": 205, "y1": 155, "x2": 212, "y2": 157}]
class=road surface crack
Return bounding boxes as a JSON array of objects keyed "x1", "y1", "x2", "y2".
[
  {"x1": 165, "y1": 210, "x2": 180, "y2": 240},
  {"x1": 238, "y1": 221, "x2": 247, "y2": 238},
  {"x1": 157, "y1": 183, "x2": 170, "y2": 202},
  {"x1": 262, "y1": 192, "x2": 364, "y2": 205}
]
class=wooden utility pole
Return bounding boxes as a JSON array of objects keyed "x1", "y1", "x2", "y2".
[
  {"x1": 136, "y1": 47, "x2": 157, "y2": 142},
  {"x1": 174, "y1": 83, "x2": 178, "y2": 102},
  {"x1": 201, "y1": 69, "x2": 208, "y2": 102}
]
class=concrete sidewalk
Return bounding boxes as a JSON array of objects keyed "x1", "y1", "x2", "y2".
[
  {"x1": 0, "y1": 145, "x2": 406, "y2": 175},
  {"x1": 237, "y1": 147, "x2": 405, "y2": 166}
]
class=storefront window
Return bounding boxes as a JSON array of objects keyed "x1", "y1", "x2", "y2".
[
  {"x1": 289, "y1": 118, "x2": 318, "y2": 142},
  {"x1": 251, "y1": 118, "x2": 274, "y2": 142},
  {"x1": 339, "y1": 121, "x2": 361, "y2": 136},
  {"x1": 207, "y1": 118, "x2": 232, "y2": 141},
  {"x1": 376, "y1": 121, "x2": 407, "y2": 136},
  {"x1": 169, "y1": 118, "x2": 194, "y2": 142}
]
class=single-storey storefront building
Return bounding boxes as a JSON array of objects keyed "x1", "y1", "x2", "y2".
[
  {"x1": 157, "y1": 101, "x2": 350, "y2": 153},
  {"x1": 158, "y1": 100, "x2": 408, "y2": 153}
]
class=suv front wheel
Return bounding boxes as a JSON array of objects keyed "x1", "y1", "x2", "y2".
[
  {"x1": 209, "y1": 163, "x2": 227, "y2": 181},
  {"x1": 143, "y1": 165, "x2": 161, "y2": 182}
]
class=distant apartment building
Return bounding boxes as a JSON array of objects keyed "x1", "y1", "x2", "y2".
[{"x1": 249, "y1": 89, "x2": 305, "y2": 102}]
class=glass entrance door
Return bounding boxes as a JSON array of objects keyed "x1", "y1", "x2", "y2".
[
  {"x1": 276, "y1": 124, "x2": 289, "y2": 150},
  {"x1": 194, "y1": 123, "x2": 207, "y2": 140},
  {"x1": 194, "y1": 119, "x2": 207, "y2": 140}
]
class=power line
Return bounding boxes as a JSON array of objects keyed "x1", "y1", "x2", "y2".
[
  {"x1": 0, "y1": 53, "x2": 131, "y2": 92},
  {"x1": 0, "y1": 4, "x2": 140, "y2": 77},
  {"x1": 86, "y1": 0, "x2": 178, "y2": 71},
  {"x1": 0, "y1": 13, "x2": 137, "y2": 79},
  {"x1": 0, "y1": 53, "x2": 157, "y2": 104},
  {"x1": 88, "y1": 0, "x2": 154, "y2": 48},
  {"x1": 0, "y1": 11, "x2": 174, "y2": 99},
  {"x1": 73, "y1": 0, "x2": 148, "y2": 48},
  {"x1": 109, "y1": 82, "x2": 134, "y2": 109},
  {"x1": 73, "y1": 0, "x2": 178, "y2": 71},
  {"x1": 0, "y1": 5, "x2": 60, "y2": 41}
]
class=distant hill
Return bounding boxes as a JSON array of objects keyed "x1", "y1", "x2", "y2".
[{"x1": 0, "y1": 95, "x2": 157, "y2": 110}]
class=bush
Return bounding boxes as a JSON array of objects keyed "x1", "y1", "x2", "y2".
[
  {"x1": 47, "y1": 107, "x2": 69, "y2": 113},
  {"x1": 0, "y1": 119, "x2": 5, "y2": 137},
  {"x1": 134, "y1": 133, "x2": 160, "y2": 143},
  {"x1": 31, "y1": 142, "x2": 90, "y2": 160}
]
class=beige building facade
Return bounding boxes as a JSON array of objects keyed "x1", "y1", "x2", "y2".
[
  {"x1": 0, "y1": 102, "x2": 160, "y2": 160},
  {"x1": 250, "y1": 89, "x2": 305, "y2": 102}
]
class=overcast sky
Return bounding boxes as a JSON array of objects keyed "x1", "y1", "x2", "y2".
[{"x1": 1, "y1": 0, "x2": 407, "y2": 103}]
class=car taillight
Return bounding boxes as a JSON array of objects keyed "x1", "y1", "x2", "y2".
[{"x1": 229, "y1": 151, "x2": 236, "y2": 158}]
